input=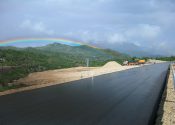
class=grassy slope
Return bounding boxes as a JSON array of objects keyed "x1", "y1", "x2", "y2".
[{"x1": 0, "y1": 43, "x2": 130, "y2": 86}]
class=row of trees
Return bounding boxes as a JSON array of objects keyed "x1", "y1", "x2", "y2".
[{"x1": 155, "y1": 56, "x2": 175, "y2": 61}]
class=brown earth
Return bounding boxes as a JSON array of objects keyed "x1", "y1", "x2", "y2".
[
  {"x1": 14, "y1": 61, "x2": 135, "y2": 86},
  {"x1": 0, "y1": 61, "x2": 138, "y2": 96}
]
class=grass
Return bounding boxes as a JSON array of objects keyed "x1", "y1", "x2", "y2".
[
  {"x1": 0, "y1": 67, "x2": 28, "y2": 84},
  {"x1": 0, "y1": 84, "x2": 28, "y2": 92}
]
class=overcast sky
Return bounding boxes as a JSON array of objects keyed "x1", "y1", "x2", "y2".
[{"x1": 0, "y1": 0, "x2": 175, "y2": 55}]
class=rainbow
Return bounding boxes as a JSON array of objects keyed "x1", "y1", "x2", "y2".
[{"x1": 0, "y1": 38, "x2": 84, "y2": 47}]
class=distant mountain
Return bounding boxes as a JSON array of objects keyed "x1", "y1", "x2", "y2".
[
  {"x1": 96, "y1": 42, "x2": 163, "y2": 57},
  {"x1": 37, "y1": 43, "x2": 110, "y2": 57},
  {"x1": 35, "y1": 43, "x2": 130, "y2": 62}
]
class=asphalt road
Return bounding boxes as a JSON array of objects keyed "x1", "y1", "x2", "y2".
[{"x1": 0, "y1": 63, "x2": 169, "y2": 125}]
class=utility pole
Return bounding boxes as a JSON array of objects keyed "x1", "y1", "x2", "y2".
[
  {"x1": 25, "y1": 47, "x2": 29, "y2": 73},
  {"x1": 86, "y1": 58, "x2": 89, "y2": 67},
  {"x1": 0, "y1": 58, "x2": 3, "y2": 73},
  {"x1": 0, "y1": 57, "x2": 5, "y2": 86},
  {"x1": 0, "y1": 49, "x2": 5, "y2": 72}
]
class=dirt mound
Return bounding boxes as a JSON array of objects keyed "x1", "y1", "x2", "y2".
[{"x1": 103, "y1": 61, "x2": 122, "y2": 68}]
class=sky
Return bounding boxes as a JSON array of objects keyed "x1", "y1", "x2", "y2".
[{"x1": 0, "y1": 0, "x2": 175, "y2": 56}]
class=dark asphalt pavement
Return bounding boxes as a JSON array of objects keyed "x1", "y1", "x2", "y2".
[{"x1": 0, "y1": 63, "x2": 169, "y2": 125}]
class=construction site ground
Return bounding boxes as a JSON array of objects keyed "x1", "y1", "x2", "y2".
[{"x1": 0, "y1": 61, "x2": 138, "y2": 96}]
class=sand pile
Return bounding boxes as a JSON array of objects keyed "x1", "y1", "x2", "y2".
[{"x1": 103, "y1": 61, "x2": 122, "y2": 69}]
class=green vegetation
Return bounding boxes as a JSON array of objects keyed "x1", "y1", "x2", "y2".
[
  {"x1": 0, "y1": 84, "x2": 27, "y2": 92},
  {"x1": 0, "y1": 43, "x2": 131, "y2": 87},
  {"x1": 155, "y1": 56, "x2": 175, "y2": 61}
]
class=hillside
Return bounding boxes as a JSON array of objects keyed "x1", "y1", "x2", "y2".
[
  {"x1": 36, "y1": 43, "x2": 127, "y2": 59},
  {"x1": 0, "y1": 43, "x2": 130, "y2": 86}
]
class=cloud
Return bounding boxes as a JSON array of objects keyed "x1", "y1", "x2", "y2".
[
  {"x1": 63, "y1": 23, "x2": 160, "y2": 45},
  {"x1": 133, "y1": 41, "x2": 141, "y2": 47},
  {"x1": 64, "y1": 30, "x2": 106, "y2": 43},
  {"x1": 151, "y1": 41, "x2": 175, "y2": 55},
  {"x1": 108, "y1": 33, "x2": 126, "y2": 43},
  {"x1": 20, "y1": 20, "x2": 55, "y2": 35},
  {"x1": 125, "y1": 24, "x2": 161, "y2": 39},
  {"x1": 1, "y1": 0, "x2": 175, "y2": 55},
  {"x1": 67, "y1": 24, "x2": 161, "y2": 45}
]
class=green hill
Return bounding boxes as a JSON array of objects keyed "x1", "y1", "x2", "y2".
[
  {"x1": 0, "y1": 43, "x2": 130, "y2": 86},
  {"x1": 37, "y1": 43, "x2": 113, "y2": 58}
]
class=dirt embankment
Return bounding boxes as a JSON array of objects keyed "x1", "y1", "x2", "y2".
[
  {"x1": 147, "y1": 59, "x2": 167, "y2": 64},
  {"x1": 0, "y1": 61, "x2": 138, "y2": 96},
  {"x1": 14, "y1": 61, "x2": 135, "y2": 86}
]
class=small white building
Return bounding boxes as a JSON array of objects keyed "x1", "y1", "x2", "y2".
[{"x1": 123, "y1": 61, "x2": 128, "y2": 65}]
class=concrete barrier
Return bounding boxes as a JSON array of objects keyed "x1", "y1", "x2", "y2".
[
  {"x1": 171, "y1": 63, "x2": 175, "y2": 89},
  {"x1": 155, "y1": 63, "x2": 175, "y2": 125}
]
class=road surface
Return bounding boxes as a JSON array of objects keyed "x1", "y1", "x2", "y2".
[{"x1": 0, "y1": 63, "x2": 169, "y2": 125}]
